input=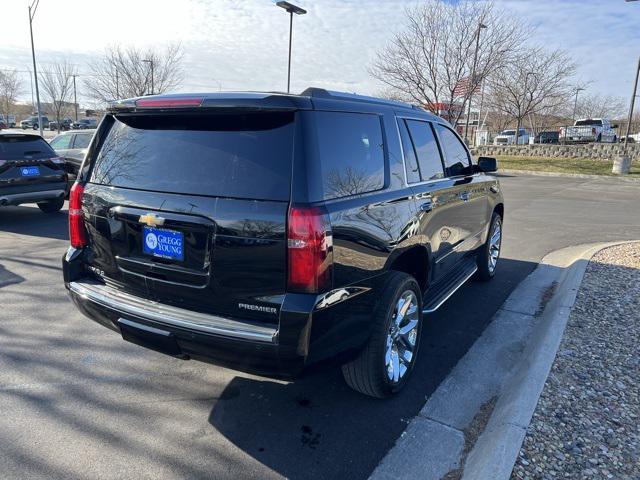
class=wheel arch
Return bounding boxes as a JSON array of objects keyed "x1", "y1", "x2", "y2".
[{"x1": 387, "y1": 245, "x2": 430, "y2": 293}]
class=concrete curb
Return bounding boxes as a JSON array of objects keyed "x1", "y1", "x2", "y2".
[
  {"x1": 370, "y1": 241, "x2": 631, "y2": 480},
  {"x1": 497, "y1": 169, "x2": 640, "y2": 182}
]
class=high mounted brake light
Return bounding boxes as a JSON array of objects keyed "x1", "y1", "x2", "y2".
[
  {"x1": 69, "y1": 182, "x2": 88, "y2": 248},
  {"x1": 287, "y1": 206, "x2": 333, "y2": 294},
  {"x1": 135, "y1": 97, "x2": 204, "y2": 108}
]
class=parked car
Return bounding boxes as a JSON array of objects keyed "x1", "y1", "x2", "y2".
[
  {"x1": 559, "y1": 118, "x2": 617, "y2": 143},
  {"x1": 49, "y1": 130, "x2": 94, "y2": 177},
  {"x1": 71, "y1": 118, "x2": 98, "y2": 130},
  {"x1": 619, "y1": 132, "x2": 640, "y2": 143},
  {"x1": 0, "y1": 130, "x2": 67, "y2": 212},
  {"x1": 63, "y1": 89, "x2": 504, "y2": 398},
  {"x1": 531, "y1": 131, "x2": 559, "y2": 144},
  {"x1": 0, "y1": 120, "x2": 6, "y2": 130},
  {"x1": 0, "y1": 114, "x2": 16, "y2": 128},
  {"x1": 49, "y1": 118, "x2": 73, "y2": 131},
  {"x1": 493, "y1": 128, "x2": 529, "y2": 145},
  {"x1": 20, "y1": 115, "x2": 50, "y2": 130}
]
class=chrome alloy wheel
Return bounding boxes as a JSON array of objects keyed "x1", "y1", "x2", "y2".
[
  {"x1": 488, "y1": 218, "x2": 502, "y2": 273},
  {"x1": 385, "y1": 290, "x2": 419, "y2": 384}
]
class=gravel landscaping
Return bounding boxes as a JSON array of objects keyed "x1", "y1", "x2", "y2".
[{"x1": 511, "y1": 242, "x2": 640, "y2": 480}]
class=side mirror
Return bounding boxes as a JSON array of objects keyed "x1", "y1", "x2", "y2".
[
  {"x1": 612, "y1": 124, "x2": 619, "y2": 129},
  {"x1": 477, "y1": 156, "x2": 498, "y2": 173}
]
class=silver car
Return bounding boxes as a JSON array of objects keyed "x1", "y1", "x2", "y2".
[{"x1": 49, "y1": 130, "x2": 94, "y2": 177}]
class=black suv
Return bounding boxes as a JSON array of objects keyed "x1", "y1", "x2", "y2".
[
  {"x1": 63, "y1": 89, "x2": 503, "y2": 398},
  {"x1": 0, "y1": 131, "x2": 67, "y2": 212}
]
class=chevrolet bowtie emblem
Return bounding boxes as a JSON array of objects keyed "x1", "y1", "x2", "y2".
[{"x1": 138, "y1": 213, "x2": 165, "y2": 227}]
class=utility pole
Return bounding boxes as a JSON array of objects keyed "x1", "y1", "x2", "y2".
[
  {"x1": 572, "y1": 86, "x2": 585, "y2": 124},
  {"x1": 623, "y1": 56, "x2": 640, "y2": 152},
  {"x1": 72, "y1": 74, "x2": 78, "y2": 121},
  {"x1": 142, "y1": 59, "x2": 154, "y2": 95},
  {"x1": 463, "y1": 23, "x2": 487, "y2": 145},
  {"x1": 28, "y1": 0, "x2": 43, "y2": 137}
]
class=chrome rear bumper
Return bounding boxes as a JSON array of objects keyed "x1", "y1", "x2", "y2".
[{"x1": 68, "y1": 280, "x2": 278, "y2": 344}]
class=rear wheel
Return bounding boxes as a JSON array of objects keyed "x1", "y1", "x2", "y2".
[
  {"x1": 476, "y1": 212, "x2": 502, "y2": 281},
  {"x1": 37, "y1": 197, "x2": 64, "y2": 213},
  {"x1": 342, "y1": 272, "x2": 423, "y2": 398}
]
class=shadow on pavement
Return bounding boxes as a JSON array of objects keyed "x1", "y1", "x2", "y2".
[
  {"x1": 0, "y1": 204, "x2": 69, "y2": 241},
  {"x1": 209, "y1": 257, "x2": 538, "y2": 480}
]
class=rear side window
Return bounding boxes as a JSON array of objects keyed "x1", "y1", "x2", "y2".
[
  {"x1": 398, "y1": 121, "x2": 421, "y2": 184},
  {"x1": 0, "y1": 136, "x2": 55, "y2": 160},
  {"x1": 433, "y1": 124, "x2": 471, "y2": 177},
  {"x1": 303, "y1": 111, "x2": 385, "y2": 201},
  {"x1": 89, "y1": 113, "x2": 294, "y2": 201},
  {"x1": 404, "y1": 120, "x2": 444, "y2": 182},
  {"x1": 73, "y1": 133, "x2": 92, "y2": 149}
]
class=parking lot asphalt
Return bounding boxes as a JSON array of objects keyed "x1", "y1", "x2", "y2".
[{"x1": 1, "y1": 174, "x2": 639, "y2": 480}]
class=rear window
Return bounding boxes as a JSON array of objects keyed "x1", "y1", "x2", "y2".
[
  {"x1": 302, "y1": 111, "x2": 385, "y2": 201},
  {"x1": 89, "y1": 113, "x2": 294, "y2": 201},
  {"x1": 0, "y1": 136, "x2": 55, "y2": 160},
  {"x1": 575, "y1": 119, "x2": 602, "y2": 126}
]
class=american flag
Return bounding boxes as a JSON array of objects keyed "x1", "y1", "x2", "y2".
[{"x1": 454, "y1": 76, "x2": 481, "y2": 97}]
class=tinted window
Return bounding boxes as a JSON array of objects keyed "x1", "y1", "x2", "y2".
[
  {"x1": 0, "y1": 136, "x2": 55, "y2": 160},
  {"x1": 50, "y1": 134, "x2": 73, "y2": 150},
  {"x1": 398, "y1": 120, "x2": 421, "y2": 184},
  {"x1": 575, "y1": 119, "x2": 602, "y2": 126},
  {"x1": 89, "y1": 113, "x2": 294, "y2": 201},
  {"x1": 433, "y1": 124, "x2": 470, "y2": 176},
  {"x1": 303, "y1": 111, "x2": 385, "y2": 201},
  {"x1": 405, "y1": 120, "x2": 444, "y2": 181},
  {"x1": 73, "y1": 133, "x2": 92, "y2": 149}
]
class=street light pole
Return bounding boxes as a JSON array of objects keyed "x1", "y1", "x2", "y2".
[
  {"x1": 572, "y1": 86, "x2": 585, "y2": 123},
  {"x1": 28, "y1": 0, "x2": 43, "y2": 137},
  {"x1": 72, "y1": 74, "x2": 78, "y2": 121},
  {"x1": 623, "y1": 56, "x2": 640, "y2": 152},
  {"x1": 463, "y1": 23, "x2": 487, "y2": 145},
  {"x1": 276, "y1": 2, "x2": 307, "y2": 94}
]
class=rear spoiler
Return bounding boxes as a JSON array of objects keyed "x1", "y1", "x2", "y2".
[{"x1": 108, "y1": 93, "x2": 312, "y2": 113}]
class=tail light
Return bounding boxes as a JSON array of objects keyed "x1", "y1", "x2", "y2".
[
  {"x1": 69, "y1": 182, "x2": 88, "y2": 248},
  {"x1": 287, "y1": 206, "x2": 333, "y2": 293}
]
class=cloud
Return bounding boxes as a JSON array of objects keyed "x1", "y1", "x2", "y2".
[{"x1": 0, "y1": 0, "x2": 638, "y2": 104}]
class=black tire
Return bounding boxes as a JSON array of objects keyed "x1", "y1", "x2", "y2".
[
  {"x1": 342, "y1": 272, "x2": 423, "y2": 398},
  {"x1": 476, "y1": 212, "x2": 502, "y2": 281},
  {"x1": 37, "y1": 197, "x2": 65, "y2": 213}
]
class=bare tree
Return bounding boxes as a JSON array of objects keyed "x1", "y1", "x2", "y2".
[
  {"x1": 84, "y1": 44, "x2": 184, "y2": 103},
  {"x1": 370, "y1": 0, "x2": 529, "y2": 125},
  {"x1": 0, "y1": 69, "x2": 21, "y2": 126},
  {"x1": 574, "y1": 92, "x2": 626, "y2": 120},
  {"x1": 39, "y1": 60, "x2": 76, "y2": 132},
  {"x1": 488, "y1": 48, "x2": 576, "y2": 143}
]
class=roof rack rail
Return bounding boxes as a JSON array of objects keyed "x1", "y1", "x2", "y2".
[{"x1": 300, "y1": 87, "x2": 417, "y2": 110}]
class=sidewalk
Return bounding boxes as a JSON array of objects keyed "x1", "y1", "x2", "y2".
[{"x1": 511, "y1": 243, "x2": 640, "y2": 479}]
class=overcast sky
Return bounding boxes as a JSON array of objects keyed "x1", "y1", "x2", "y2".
[{"x1": 1, "y1": 0, "x2": 639, "y2": 105}]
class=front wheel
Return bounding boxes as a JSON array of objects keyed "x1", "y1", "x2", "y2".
[
  {"x1": 342, "y1": 272, "x2": 423, "y2": 398},
  {"x1": 37, "y1": 197, "x2": 65, "y2": 213},
  {"x1": 476, "y1": 212, "x2": 502, "y2": 281}
]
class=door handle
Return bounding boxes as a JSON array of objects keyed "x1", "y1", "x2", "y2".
[{"x1": 459, "y1": 191, "x2": 470, "y2": 202}]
